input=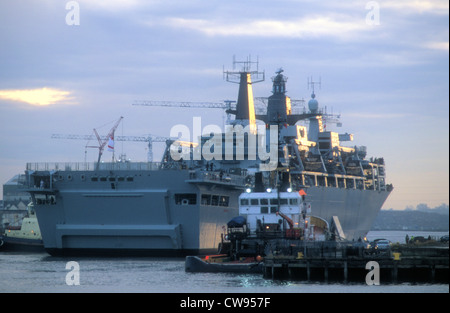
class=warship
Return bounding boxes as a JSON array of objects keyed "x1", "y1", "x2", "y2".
[{"x1": 24, "y1": 59, "x2": 392, "y2": 256}]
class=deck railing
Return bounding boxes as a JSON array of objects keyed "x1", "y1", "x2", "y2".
[
  {"x1": 26, "y1": 162, "x2": 162, "y2": 171},
  {"x1": 191, "y1": 170, "x2": 247, "y2": 186}
]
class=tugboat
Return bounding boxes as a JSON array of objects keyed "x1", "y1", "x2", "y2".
[
  {"x1": 1, "y1": 202, "x2": 44, "y2": 252},
  {"x1": 235, "y1": 187, "x2": 328, "y2": 241},
  {"x1": 185, "y1": 177, "x2": 329, "y2": 273}
]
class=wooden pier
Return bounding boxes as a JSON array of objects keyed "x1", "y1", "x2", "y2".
[{"x1": 262, "y1": 244, "x2": 449, "y2": 284}]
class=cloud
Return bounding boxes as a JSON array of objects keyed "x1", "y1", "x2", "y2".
[
  {"x1": 345, "y1": 112, "x2": 409, "y2": 119},
  {"x1": 77, "y1": 0, "x2": 146, "y2": 12},
  {"x1": 381, "y1": 0, "x2": 449, "y2": 15},
  {"x1": 0, "y1": 87, "x2": 75, "y2": 107},
  {"x1": 423, "y1": 41, "x2": 449, "y2": 51},
  {"x1": 162, "y1": 15, "x2": 371, "y2": 40}
]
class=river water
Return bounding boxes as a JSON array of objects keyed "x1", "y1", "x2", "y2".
[{"x1": 0, "y1": 231, "x2": 448, "y2": 294}]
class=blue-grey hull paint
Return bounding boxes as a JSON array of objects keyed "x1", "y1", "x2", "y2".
[{"x1": 31, "y1": 169, "x2": 243, "y2": 256}]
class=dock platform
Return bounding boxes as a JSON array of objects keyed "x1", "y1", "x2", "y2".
[
  {"x1": 185, "y1": 242, "x2": 449, "y2": 284},
  {"x1": 262, "y1": 244, "x2": 449, "y2": 284}
]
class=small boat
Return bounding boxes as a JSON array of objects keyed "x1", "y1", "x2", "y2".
[
  {"x1": 236, "y1": 187, "x2": 329, "y2": 241},
  {"x1": 185, "y1": 254, "x2": 263, "y2": 274},
  {"x1": 185, "y1": 186, "x2": 329, "y2": 273},
  {"x1": 1, "y1": 202, "x2": 44, "y2": 252}
]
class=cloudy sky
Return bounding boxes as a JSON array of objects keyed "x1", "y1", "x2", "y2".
[{"x1": 0, "y1": 0, "x2": 448, "y2": 210}]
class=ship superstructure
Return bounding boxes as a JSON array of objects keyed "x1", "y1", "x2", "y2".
[{"x1": 24, "y1": 58, "x2": 392, "y2": 256}]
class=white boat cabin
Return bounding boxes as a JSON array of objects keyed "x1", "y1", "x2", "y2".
[{"x1": 238, "y1": 190, "x2": 311, "y2": 234}]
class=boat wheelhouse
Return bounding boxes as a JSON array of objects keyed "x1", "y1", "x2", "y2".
[{"x1": 238, "y1": 189, "x2": 328, "y2": 241}]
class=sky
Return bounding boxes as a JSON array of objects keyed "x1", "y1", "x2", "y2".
[{"x1": 0, "y1": 0, "x2": 448, "y2": 210}]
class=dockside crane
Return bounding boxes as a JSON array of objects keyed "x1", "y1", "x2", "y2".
[
  {"x1": 88, "y1": 116, "x2": 123, "y2": 168},
  {"x1": 132, "y1": 100, "x2": 236, "y2": 125},
  {"x1": 51, "y1": 132, "x2": 173, "y2": 163}
]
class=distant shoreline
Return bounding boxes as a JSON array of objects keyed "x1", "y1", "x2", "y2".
[
  {"x1": 372, "y1": 209, "x2": 449, "y2": 232},
  {"x1": 371, "y1": 228, "x2": 449, "y2": 231}
]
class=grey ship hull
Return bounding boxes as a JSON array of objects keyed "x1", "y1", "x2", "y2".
[
  {"x1": 28, "y1": 165, "x2": 389, "y2": 256},
  {"x1": 29, "y1": 167, "x2": 243, "y2": 256},
  {"x1": 306, "y1": 186, "x2": 390, "y2": 240}
]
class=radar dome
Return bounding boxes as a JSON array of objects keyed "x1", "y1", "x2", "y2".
[{"x1": 308, "y1": 93, "x2": 319, "y2": 112}]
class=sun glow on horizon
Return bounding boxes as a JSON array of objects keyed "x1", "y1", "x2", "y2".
[{"x1": 0, "y1": 87, "x2": 74, "y2": 106}]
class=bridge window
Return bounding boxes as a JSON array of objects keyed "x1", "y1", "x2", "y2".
[
  {"x1": 202, "y1": 194, "x2": 230, "y2": 207},
  {"x1": 211, "y1": 195, "x2": 219, "y2": 206},
  {"x1": 202, "y1": 194, "x2": 211, "y2": 205},
  {"x1": 240, "y1": 198, "x2": 249, "y2": 205},
  {"x1": 35, "y1": 195, "x2": 56, "y2": 205},
  {"x1": 175, "y1": 193, "x2": 197, "y2": 205},
  {"x1": 219, "y1": 196, "x2": 229, "y2": 207}
]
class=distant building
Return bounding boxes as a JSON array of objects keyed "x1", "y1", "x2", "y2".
[{"x1": 1, "y1": 174, "x2": 31, "y2": 232}]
